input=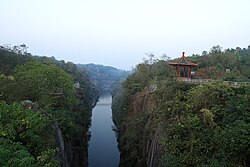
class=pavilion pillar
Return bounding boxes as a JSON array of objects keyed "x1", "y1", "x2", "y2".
[
  {"x1": 178, "y1": 66, "x2": 180, "y2": 77},
  {"x1": 188, "y1": 67, "x2": 191, "y2": 78}
]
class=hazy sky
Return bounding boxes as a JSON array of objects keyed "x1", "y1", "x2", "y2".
[{"x1": 1, "y1": 0, "x2": 250, "y2": 70}]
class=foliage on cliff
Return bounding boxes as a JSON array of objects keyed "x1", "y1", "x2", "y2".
[
  {"x1": 0, "y1": 46, "x2": 98, "y2": 166},
  {"x1": 157, "y1": 81, "x2": 249, "y2": 167},
  {"x1": 0, "y1": 102, "x2": 58, "y2": 167},
  {"x1": 112, "y1": 47, "x2": 250, "y2": 167}
]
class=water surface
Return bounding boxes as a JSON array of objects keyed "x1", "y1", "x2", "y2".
[{"x1": 88, "y1": 95, "x2": 119, "y2": 167}]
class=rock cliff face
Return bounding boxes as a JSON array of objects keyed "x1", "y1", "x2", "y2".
[
  {"x1": 113, "y1": 87, "x2": 163, "y2": 167},
  {"x1": 53, "y1": 120, "x2": 89, "y2": 167},
  {"x1": 64, "y1": 132, "x2": 89, "y2": 167},
  {"x1": 56, "y1": 85, "x2": 98, "y2": 167},
  {"x1": 53, "y1": 123, "x2": 68, "y2": 167}
]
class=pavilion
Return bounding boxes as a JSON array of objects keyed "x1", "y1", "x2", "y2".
[{"x1": 168, "y1": 52, "x2": 198, "y2": 80}]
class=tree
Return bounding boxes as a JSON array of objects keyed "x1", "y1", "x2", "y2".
[
  {"x1": 0, "y1": 102, "x2": 58, "y2": 166},
  {"x1": 209, "y1": 45, "x2": 222, "y2": 54},
  {"x1": 14, "y1": 61, "x2": 76, "y2": 109},
  {"x1": 13, "y1": 44, "x2": 28, "y2": 55},
  {"x1": 0, "y1": 74, "x2": 16, "y2": 102},
  {"x1": 202, "y1": 50, "x2": 207, "y2": 56}
]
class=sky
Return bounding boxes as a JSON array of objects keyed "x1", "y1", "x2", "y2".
[{"x1": 0, "y1": 0, "x2": 250, "y2": 70}]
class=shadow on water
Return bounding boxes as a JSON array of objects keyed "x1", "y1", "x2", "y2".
[{"x1": 88, "y1": 94, "x2": 120, "y2": 167}]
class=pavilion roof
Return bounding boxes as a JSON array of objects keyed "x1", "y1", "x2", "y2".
[{"x1": 168, "y1": 52, "x2": 198, "y2": 67}]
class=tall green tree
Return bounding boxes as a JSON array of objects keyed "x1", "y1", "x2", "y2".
[{"x1": 14, "y1": 61, "x2": 75, "y2": 109}]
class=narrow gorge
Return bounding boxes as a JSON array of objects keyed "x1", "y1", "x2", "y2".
[{"x1": 1, "y1": 45, "x2": 250, "y2": 167}]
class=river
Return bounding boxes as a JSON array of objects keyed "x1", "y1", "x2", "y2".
[{"x1": 88, "y1": 95, "x2": 120, "y2": 167}]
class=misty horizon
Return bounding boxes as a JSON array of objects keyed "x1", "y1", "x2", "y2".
[{"x1": 1, "y1": 0, "x2": 249, "y2": 70}]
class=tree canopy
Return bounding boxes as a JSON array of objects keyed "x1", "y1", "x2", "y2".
[{"x1": 13, "y1": 61, "x2": 75, "y2": 109}]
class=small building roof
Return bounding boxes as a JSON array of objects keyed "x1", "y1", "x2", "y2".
[{"x1": 168, "y1": 52, "x2": 198, "y2": 67}]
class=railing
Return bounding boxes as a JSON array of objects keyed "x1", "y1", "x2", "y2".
[
  {"x1": 178, "y1": 78, "x2": 211, "y2": 84},
  {"x1": 179, "y1": 78, "x2": 250, "y2": 87},
  {"x1": 223, "y1": 81, "x2": 250, "y2": 88}
]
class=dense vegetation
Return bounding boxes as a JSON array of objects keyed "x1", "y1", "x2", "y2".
[
  {"x1": 0, "y1": 45, "x2": 98, "y2": 166},
  {"x1": 188, "y1": 45, "x2": 250, "y2": 81},
  {"x1": 112, "y1": 46, "x2": 250, "y2": 167}
]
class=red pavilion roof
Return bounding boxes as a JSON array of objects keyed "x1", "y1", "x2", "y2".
[{"x1": 168, "y1": 52, "x2": 198, "y2": 67}]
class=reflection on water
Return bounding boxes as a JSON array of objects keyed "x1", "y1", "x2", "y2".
[{"x1": 88, "y1": 95, "x2": 120, "y2": 167}]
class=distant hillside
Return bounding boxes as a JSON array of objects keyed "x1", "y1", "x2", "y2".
[{"x1": 78, "y1": 63, "x2": 131, "y2": 94}]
